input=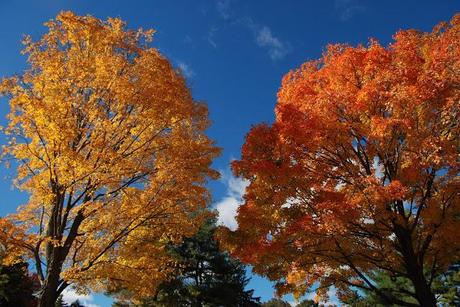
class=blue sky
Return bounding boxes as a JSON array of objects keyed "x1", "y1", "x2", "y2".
[{"x1": 0, "y1": 0, "x2": 458, "y2": 306}]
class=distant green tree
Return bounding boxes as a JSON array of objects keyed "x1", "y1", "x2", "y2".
[
  {"x1": 55, "y1": 295, "x2": 69, "y2": 307},
  {"x1": 0, "y1": 260, "x2": 39, "y2": 307},
  {"x1": 296, "y1": 299, "x2": 319, "y2": 307},
  {"x1": 344, "y1": 271, "x2": 418, "y2": 306},
  {"x1": 341, "y1": 263, "x2": 460, "y2": 306},
  {"x1": 433, "y1": 262, "x2": 460, "y2": 306},
  {"x1": 261, "y1": 298, "x2": 291, "y2": 307},
  {"x1": 260, "y1": 298, "x2": 332, "y2": 307},
  {"x1": 70, "y1": 300, "x2": 84, "y2": 307},
  {"x1": 113, "y1": 218, "x2": 260, "y2": 307}
]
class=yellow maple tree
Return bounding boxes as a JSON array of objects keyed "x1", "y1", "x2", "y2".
[{"x1": 0, "y1": 11, "x2": 219, "y2": 306}]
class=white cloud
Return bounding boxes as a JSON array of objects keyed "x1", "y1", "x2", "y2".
[
  {"x1": 255, "y1": 26, "x2": 291, "y2": 60},
  {"x1": 281, "y1": 197, "x2": 302, "y2": 209},
  {"x1": 216, "y1": 0, "x2": 232, "y2": 20},
  {"x1": 214, "y1": 1, "x2": 291, "y2": 60},
  {"x1": 334, "y1": 0, "x2": 365, "y2": 21},
  {"x1": 304, "y1": 287, "x2": 339, "y2": 306},
  {"x1": 177, "y1": 61, "x2": 195, "y2": 78},
  {"x1": 227, "y1": 174, "x2": 249, "y2": 198},
  {"x1": 214, "y1": 169, "x2": 249, "y2": 231},
  {"x1": 373, "y1": 156, "x2": 384, "y2": 180},
  {"x1": 62, "y1": 288, "x2": 100, "y2": 307},
  {"x1": 207, "y1": 26, "x2": 218, "y2": 48},
  {"x1": 215, "y1": 196, "x2": 240, "y2": 231},
  {"x1": 183, "y1": 35, "x2": 193, "y2": 44}
]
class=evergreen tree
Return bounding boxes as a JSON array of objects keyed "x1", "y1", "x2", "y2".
[
  {"x1": 0, "y1": 260, "x2": 39, "y2": 307},
  {"x1": 70, "y1": 300, "x2": 84, "y2": 307},
  {"x1": 296, "y1": 300, "x2": 319, "y2": 307},
  {"x1": 113, "y1": 218, "x2": 260, "y2": 307},
  {"x1": 55, "y1": 295, "x2": 69, "y2": 307},
  {"x1": 261, "y1": 298, "x2": 291, "y2": 307},
  {"x1": 341, "y1": 263, "x2": 460, "y2": 306},
  {"x1": 434, "y1": 262, "x2": 460, "y2": 306}
]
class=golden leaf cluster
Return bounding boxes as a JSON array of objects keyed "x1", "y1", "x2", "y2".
[{"x1": 0, "y1": 11, "x2": 220, "y2": 299}]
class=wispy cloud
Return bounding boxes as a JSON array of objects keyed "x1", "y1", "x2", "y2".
[
  {"x1": 177, "y1": 61, "x2": 195, "y2": 78},
  {"x1": 214, "y1": 169, "x2": 249, "y2": 231},
  {"x1": 62, "y1": 288, "x2": 100, "y2": 307},
  {"x1": 334, "y1": 0, "x2": 365, "y2": 21},
  {"x1": 207, "y1": 26, "x2": 218, "y2": 48},
  {"x1": 255, "y1": 26, "x2": 291, "y2": 60},
  {"x1": 183, "y1": 35, "x2": 193, "y2": 44},
  {"x1": 213, "y1": 0, "x2": 292, "y2": 60},
  {"x1": 216, "y1": 0, "x2": 233, "y2": 20}
]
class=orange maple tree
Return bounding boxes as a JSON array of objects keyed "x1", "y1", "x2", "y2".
[
  {"x1": 219, "y1": 15, "x2": 460, "y2": 307},
  {"x1": 0, "y1": 12, "x2": 219, "y2": 306}
]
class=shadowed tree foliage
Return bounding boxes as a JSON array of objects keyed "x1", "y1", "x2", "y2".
[
  {"x1": 342, "y1": 263, "x2": 460, "y2": 306},
  {"x1": 260, "y1": 298, "x2": 327, "y2": 307},
  {"x1": 113, "y1": 218, "x2": 260, "y2": 307},
  {"x1": 54, "y1": 295, "x2": 68, "y2": 307},
  {"x1": 0, "y1": 260, "x2": 39, "y2": 307},
  {"x1": 261, "y1": 298, "x2": 292, "y2": 307},
  {"x1": 434, "y1": 262, "x2": 460, "y2": 306}
]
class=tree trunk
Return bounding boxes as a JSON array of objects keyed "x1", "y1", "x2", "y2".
[
  {"x1": 38, "y1": 254, "x2": 63, "y2": 307},
  {"x1": 37, "y1": 234, "x2": 73, "y2": 307},
  {"x1": 394, "y1": 224, "x2": 437, "y2": 307},
  {"x1": 405, "y1": 258, "x2": 437, "y2": 307},
  {"x1": 37, "y1": 207, "x2": 83, "y2": 307}
]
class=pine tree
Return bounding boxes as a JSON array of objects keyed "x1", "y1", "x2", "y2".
[
  {"x1": 55, "y1": 295, "x2": 69, "y2": 307},
  {"x1": 70, "y1": 300, "x2": 84, "y2": 307},
  {"x1": 113, "y1": 218, "x2": 260, "y2": 307},
  {"x1": 341, "y1": 263, "x2": 460, "y2": 306},
  {"x1": 0, "y1": 260, "x2": 39, "y2": 307},
  {"x1": 261, "y1": 298, "x2": 291, "y2": 307}
]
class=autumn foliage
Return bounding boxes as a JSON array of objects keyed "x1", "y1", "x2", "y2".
[
  {"x1": 0, "y1": 12, "x2": 219, "y2": 306},
  {"x1": 218, "y1": 15, "x2": 460, "y2": 306}
]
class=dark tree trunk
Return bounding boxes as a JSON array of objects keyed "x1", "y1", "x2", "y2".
[
  {"x1": 408, "y1": 269, "x2": 437, "y2": 307},
  {"x1": 394, "y1": 224, "x2": 437, "y2": 307},
  {"x1": 37, "y1": 208, "x2": 83, "y2": 307},
  {"x1": 38, "y1": 248, "x2": 65, "y2": 307}
]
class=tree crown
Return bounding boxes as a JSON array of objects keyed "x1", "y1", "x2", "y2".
[
  {"x1": 0, "y1": 11, "x2": 220, "y2": 298},
  {"x1": 218, "y1": 14, "x2": 460, "y2": 304}
]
